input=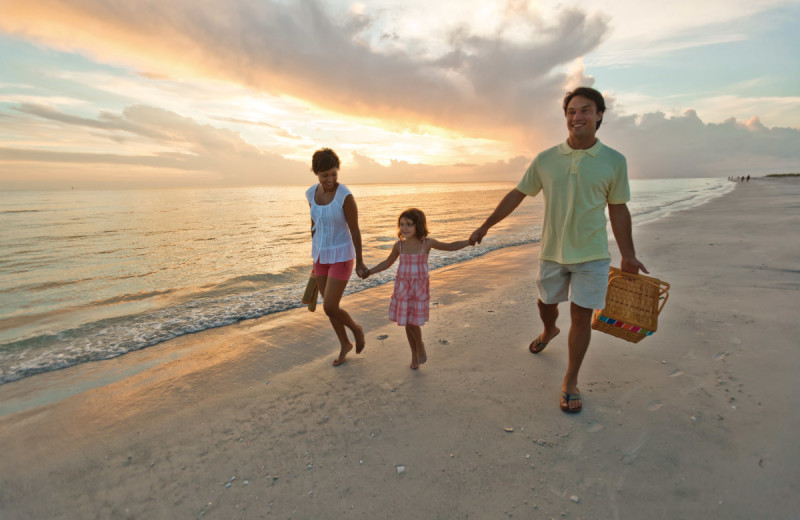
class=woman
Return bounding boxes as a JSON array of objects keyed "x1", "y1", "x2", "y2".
[{"x1": 306, "y1": 148, "x2": 367, "y2": 366}]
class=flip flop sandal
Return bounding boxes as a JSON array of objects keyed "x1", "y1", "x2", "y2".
[
  {"x1": 529, "y1": 329, "x2": 560, "y2": 354},
  {"x1": 560, "y1": 391, "x2": 582, "y2": 413}
]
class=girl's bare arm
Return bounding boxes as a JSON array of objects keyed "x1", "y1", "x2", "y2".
[
  {"x1": 366, "y1": 242, "x2": 400, "y2": 277},
  {"x1": 426, "y1": 237, "x2": 471, "y2": 253}
]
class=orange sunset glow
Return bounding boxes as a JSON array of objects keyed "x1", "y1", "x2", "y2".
[{"x1": 1, "y1": 0, "x2": 799, "y2": 189}]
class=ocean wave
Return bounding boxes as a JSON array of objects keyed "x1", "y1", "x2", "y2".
[
  {"x1": 0, "y1": 290, "x2": 302, "y2": 384},
  {"x1": 0, "y1": 235, "x2": 542, "y2": 384}
]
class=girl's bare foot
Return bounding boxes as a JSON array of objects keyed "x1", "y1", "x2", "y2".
[
  {"x1": 418, "y1": 345, "x2": 427, "y2": 366},
  {"x1": 354, "y1": 325, "x2": 366, "y2": 354},
  {"x1": 333, "y1": 343, "x2": 353, "y2": 366},
  {"x1": 410, "y1": 352, "x2": 419, "y2": 369}
]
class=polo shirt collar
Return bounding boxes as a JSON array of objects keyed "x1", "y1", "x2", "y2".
[{"x1": 558, "y1": 138, "x2": 604, "y2": 157}]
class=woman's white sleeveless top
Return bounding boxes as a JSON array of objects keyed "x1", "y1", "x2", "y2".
[{"x1": 306, "y1": 183, "x2": 356, "y2": 263}]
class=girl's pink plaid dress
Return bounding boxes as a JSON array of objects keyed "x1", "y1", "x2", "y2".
[{"x1": 388, "y1": 239, "x2": 430, "y2": 326}]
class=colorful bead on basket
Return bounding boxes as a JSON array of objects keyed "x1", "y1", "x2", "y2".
[{"x1": 594, "y1": 314, "x2": 654, "y2": 337}]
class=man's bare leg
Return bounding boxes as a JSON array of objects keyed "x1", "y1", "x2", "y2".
[
  {"x1": 531, "y1": 299, "x2": 561, "y2": 353},
  {"x1": 561, "y1": 302, "x2": 593, "y2": 411}
]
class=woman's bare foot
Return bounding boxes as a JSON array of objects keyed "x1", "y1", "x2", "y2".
[
  {"x1": 333, "y1": 343, "x2": 353, "y2": 366},
  {"x1": 354, "y1": 325, "x2": 366, "y2": 354}
]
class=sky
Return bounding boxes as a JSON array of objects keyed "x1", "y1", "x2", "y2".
[{"x1": 1, "y1": 0, "x2": 799, "y2": 189}]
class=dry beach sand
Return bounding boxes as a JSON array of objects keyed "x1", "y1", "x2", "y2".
[{"x1": 1, "y1": 178, "x2": 798, "y2": 519}]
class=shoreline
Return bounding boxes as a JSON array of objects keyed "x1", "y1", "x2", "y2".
[
  {"x1": 0, "y1": 179, "x2": 735, "y2": 390},
  {"x1": 0, "y1": 242, "x2": 543, "y2": 418},
  {"x1": 1, "y1": 178, "x2": 798, "y2": 519},
  {"x1": 0, "y1": 178, "x2": 733, "y2": 387}
]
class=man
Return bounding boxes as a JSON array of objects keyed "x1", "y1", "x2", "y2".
[{"x1": 469, "y1": 87, "x2": 647, "y2": 413}]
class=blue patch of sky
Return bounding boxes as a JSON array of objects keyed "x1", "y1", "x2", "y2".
[
  {"x1": 0, "y1": 33, "x2": 137, "y2": 116},
  {"x1": 586, "y1": 4, "x2": 800, "y2": 100}
]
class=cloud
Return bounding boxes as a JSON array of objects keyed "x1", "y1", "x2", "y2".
[
  {"x1": 344, "y1": 151, "x2": 530, "y2": 185},
  {"x1": 1, "y1": 101, "x2": 533, "y2": 188},
  {"x1": 0, "y1": 0, "x2": 608, "y2": 149},
  {"x1": 0, "y1": 103, "x2": 308, "y2": 188},
  {"x1": 14, "y1": 103, "x2": 169, "y2": 140},
  {"x1": 580, "y1": 0, "x2": 793, "y2": 65},
  {"x1": 1, "y1": 0, "x2": 797, "y2": 187},
  {"x1": 603, "y1": 110, "x2": 800, "y2": 178},
  {"x1": 211, "y1": 116, "x2": 304, "y2": 140},
  {"x1": 3, "y1": 98, "x2": 798, "y2": 190},
  {"x1": 344, "y1": 107, "x2": 800, "y2": 182}
]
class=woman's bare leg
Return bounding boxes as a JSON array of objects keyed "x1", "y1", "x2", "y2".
[{"x1": 318, "y1": 275, "x2": 365, "y2": 365}]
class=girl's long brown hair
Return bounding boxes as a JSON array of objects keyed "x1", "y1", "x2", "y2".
[{"x1": 397, "y1": 208, "x2": 428, "y2": 239}]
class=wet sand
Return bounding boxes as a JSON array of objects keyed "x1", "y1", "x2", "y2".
[{"x1": 1, "y1": 178, "x2": 798, "y2": 519}]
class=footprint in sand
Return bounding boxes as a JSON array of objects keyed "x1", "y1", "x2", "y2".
[
  {"x1": 646, "y1": 400, "x2": 664, "y2": 411},
  {"x1": 669, "y1": 369, "x2": 684, "y2": 377},
  {"x1": 713, "y1": 352, "x2": 728, "y2": 361},
  {"x1": 587, "y1": 423, "x2": 604, "y2": 433}
]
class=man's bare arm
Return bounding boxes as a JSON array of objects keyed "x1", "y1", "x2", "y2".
[
  {"x1": 469, "y1": 189, "x2": 527, "y2": 245},
  {"x1": 608, "y1": 203, "x2": 648, "y2": 274}
]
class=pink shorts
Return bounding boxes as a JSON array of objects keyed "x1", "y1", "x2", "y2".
[{"x1": 313, "y1": 259, "x2": 354, "y2": 281}]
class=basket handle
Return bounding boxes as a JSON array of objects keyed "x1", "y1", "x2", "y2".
[{"x1": 608, "y1": 275, "x2": 670, "y2": 315}]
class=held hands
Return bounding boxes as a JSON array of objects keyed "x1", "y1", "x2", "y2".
[
  {"x1": 359, "y1": 233, "x2": 480, "y2": 281},
  {"x1": 469, "y1": 226, "x2": 487, "y2": 246}
]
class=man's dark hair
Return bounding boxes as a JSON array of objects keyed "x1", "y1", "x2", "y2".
[
  {"x1": 311, "y1": 148, "x2": 340, "y2": 174},
  {"x1": 563, "y1": 87, "x2": 606, "y2": 129}
]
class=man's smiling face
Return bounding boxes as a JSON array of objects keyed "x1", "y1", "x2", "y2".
[{"x1": 566, "y1": 95, "x2": 603, "y2": 145}]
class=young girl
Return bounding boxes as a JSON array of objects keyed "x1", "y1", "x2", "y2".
[{"x1": 364, "y1": 208, "x2": 471, "y2": 369}]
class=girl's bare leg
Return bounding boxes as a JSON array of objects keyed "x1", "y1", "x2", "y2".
[
  {"x1": 317, "y1": 276, "x2": 365, "y2": 366},
  {"x1": 414, "y1": 326, "x2": 427, "y2": 366},
  {"x1": 405, "y1": 325, "x2": 425, "y2": 369},
  {"x1": 404, "y1": 326, "x2": 418, "y2": 368}
]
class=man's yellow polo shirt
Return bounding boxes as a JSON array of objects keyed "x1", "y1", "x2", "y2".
[{"x1": 516, "y1": 139, "x2": 630, "y2": 264}]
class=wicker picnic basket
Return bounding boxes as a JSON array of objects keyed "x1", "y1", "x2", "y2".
[{"x1": 591, "y1": 267, "x2": 670, "y2": 343}]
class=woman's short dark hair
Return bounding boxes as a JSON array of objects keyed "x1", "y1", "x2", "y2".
[
  {"x1": 311, "y1": 148, "x2": 340, "y2": 174},
  {"x1": 563, "y1": 87, "x2": 606, "y2": 129},
  {"x1": 397, "y1": 208, "x2": 428, "y2": 239}
]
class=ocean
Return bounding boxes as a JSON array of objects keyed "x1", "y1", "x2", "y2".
[{"x1": 0, "y1": 178, "x2": 733, "y2": 384}]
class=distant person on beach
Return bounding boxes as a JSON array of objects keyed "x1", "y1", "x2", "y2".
[
  {"x1": 306, "y1": 148, "x2": 368, "y2": 366},
  {"x1": 363, "y1": 208, "x2": 471, "y2": 369},
  {"x1": 469, "y1": 87, "x2": 648, "y2": 413}
]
